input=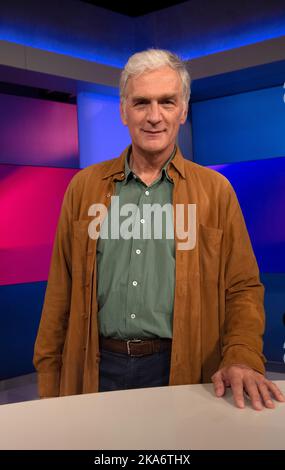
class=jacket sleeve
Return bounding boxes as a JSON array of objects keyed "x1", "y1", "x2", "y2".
[
  {"x1": 33, "y1": 177, "x2": 75, "y2": 397},
  {"x1": 219, "y1": 182, "x2": 266, "y2": 375}
]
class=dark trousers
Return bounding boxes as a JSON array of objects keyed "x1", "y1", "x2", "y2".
[{"x1": 99, "y1": 348, "x2": 171, "y2": 392}]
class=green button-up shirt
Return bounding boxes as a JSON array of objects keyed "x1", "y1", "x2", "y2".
[{"x1": 96, "y1": 147, "x2": 176, "y2": 339}]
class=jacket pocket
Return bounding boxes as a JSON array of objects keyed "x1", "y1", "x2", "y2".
[{"x1": 199, "y1": 224, "x2": 223, "y2": 282}]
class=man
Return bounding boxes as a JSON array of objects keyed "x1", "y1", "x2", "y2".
[{"x1": 34, "y1": 48, "x2": 284, "y2": 410}]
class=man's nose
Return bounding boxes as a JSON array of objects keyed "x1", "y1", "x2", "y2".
[{"x1": 147, "y1": 102, "x2": 162, "y2": 124}]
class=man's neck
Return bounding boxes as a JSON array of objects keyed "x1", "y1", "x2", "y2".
[{"x1": 129, "y1": 145, "x2": 175, "y2": 178}]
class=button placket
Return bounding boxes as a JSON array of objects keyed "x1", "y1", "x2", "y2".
[{"x1": 125, "y1": 187, "x2": 145, "y2": 333}]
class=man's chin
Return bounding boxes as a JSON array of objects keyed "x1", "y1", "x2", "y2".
[{"x1": 138, "y1": 141, "x2": 169, "y2": 154}]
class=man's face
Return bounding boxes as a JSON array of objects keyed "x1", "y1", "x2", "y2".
[{"x1": 120, "y1": 66, "x2": 188, "y2": 156}]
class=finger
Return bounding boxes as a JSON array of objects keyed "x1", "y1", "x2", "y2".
[
  {"x1": 230, "y1": 377, "x2": 245, "y2": 409},
  {"x1": 257, "y1": 382, "x2": 275, "y2": 409},
  {"x1": 266, "y1": 381, "x2": 285, "y2": 403},
  {"x1": 244, "y1": 379, "x2": 263, "y2": 411},
  {"x1": 212, "y1": 372, "x2": 225, "y2": 397}
]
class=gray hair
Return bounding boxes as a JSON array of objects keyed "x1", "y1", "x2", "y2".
[{"x1": 120, "y1": 48, "x2": 191, "y2": 110}]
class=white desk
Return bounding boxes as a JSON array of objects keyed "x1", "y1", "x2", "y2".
[{"x1": 0, "y1": 381, "x2": 284, "y2": 450}]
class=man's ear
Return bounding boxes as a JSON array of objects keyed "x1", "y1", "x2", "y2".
[
  {"x1": 120, "y1": 102, "x2": 127, "y2": 126},
  {"x1": 180, "y1": 104, "x2": 188, "y2": 125}
]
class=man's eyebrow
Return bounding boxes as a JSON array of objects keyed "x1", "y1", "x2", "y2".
[
  {"x1": 159, "y1": 94, "x2": 178, "y2": 100},
  {"x1": 131, "y1": 94, "x2": 178, "y2": 102}
]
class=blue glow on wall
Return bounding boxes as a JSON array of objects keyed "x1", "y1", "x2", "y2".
[
  {"x1": 192, "y1": 85, "x2": 285, "y2": 165},
  {"x1": 2, "y1": 30, "x2": 285, "y2": 68},
  {"x1": 136, "y1": 1, "x2": 285, "y2": 61},
  {"x1": 210, "y1": 156, "x2": 285, "y2": 273},
  {"x1": 0, "y1": 0, "x2": 134, "y2": 68},
  {"x1": 1, "y1": 1, "x2": 285, "y2": 67},
  {"x1": 172, "y1": 30, "x2": 285, "y2": 61},
  {"x1": 0, "y1": 34, "x2": 127, "y2": 68},
  {"x1": 77, "y1": 91, "x2": 131, "y2": 168}
]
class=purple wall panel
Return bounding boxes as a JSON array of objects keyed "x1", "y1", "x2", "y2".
[{"x1": 0, "y1": 93, "x2": 79, "y2": 168}]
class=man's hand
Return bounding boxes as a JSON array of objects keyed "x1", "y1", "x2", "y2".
[{"x1": 212, "y1": 364, "x2": 285, "y2": 411}]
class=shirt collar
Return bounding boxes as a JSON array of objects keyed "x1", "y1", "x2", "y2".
[
  {"x1": 102, "y1": 144, "x2": 186, "y2": 182},
  {"x1": 122, "y1": 145, "x2": 177, "y2": 185}
]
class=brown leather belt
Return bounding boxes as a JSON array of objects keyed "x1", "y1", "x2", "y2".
[{"x1": 99, "y1": 336, "x2": 172, "y2": 357}]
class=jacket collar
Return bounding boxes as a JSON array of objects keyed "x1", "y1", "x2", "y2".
[{"x1": 102, "y1": 144, "x2": 186, "y2": 181}]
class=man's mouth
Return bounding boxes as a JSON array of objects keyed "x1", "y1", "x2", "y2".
[{"x1": 142, "y1": 130, "x2": 166, "y2": 134}]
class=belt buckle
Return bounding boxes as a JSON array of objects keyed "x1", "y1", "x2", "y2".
[{"x1": 127, "y1": 339, "x2": 142, "y2": 356}]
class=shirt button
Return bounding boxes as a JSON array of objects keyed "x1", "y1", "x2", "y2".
[
  {"x1": 145, "y1": 190, "x2": 150, "y2": 196},
  {"x1": 131, "y1": 314, "x2": 136, "y2": 319},
  {"x1": 121, "y1": 173, "x2": 125, "y2": 178},
  {"x1": 136, "y1": 249, "x2": 141, "y2": 254},
  {"x1": 140, "y1": 218, "x2": 145, "y2": 224},
  {"x1": 132, "y1": 280, "x2": 138, "y2": 286},
  {"x1": 106, "y1": 193, "x2": 111, "y2": 198}
]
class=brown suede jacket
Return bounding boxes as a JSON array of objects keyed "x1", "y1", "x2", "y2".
[{"x1": 34, "y1": 145, "x2": 266, "y2": 397}]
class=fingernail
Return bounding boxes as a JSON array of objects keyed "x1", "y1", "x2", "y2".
[
  {"x1": 255, "y1": 401, "x2": 263, "y2": 410},
  {"x1": 237, "y1": 400, "x2": 244, "y2": 408},
  {"x1": 265, "y1": 399, "x2": 274, "y2": 408}
]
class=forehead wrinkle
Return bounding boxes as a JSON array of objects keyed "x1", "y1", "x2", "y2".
[{"x1": 131, "y1": 93, "x2": 179, "y2": 102}]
